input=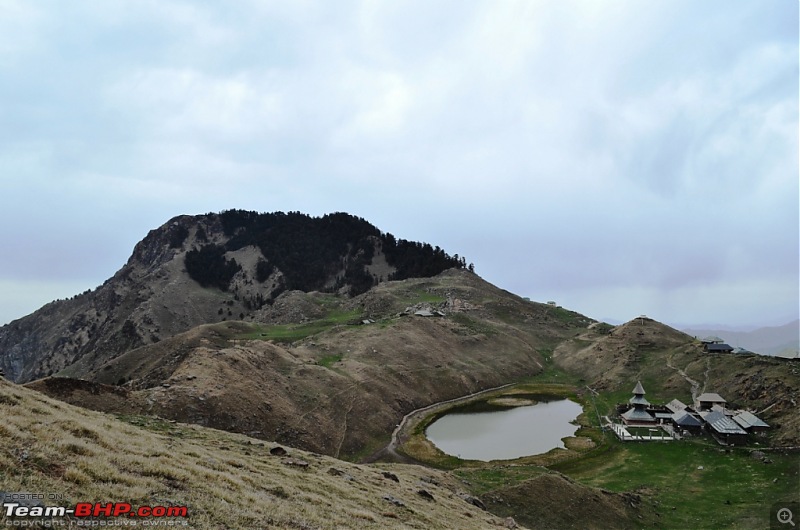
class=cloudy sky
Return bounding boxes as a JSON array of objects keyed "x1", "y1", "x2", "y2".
[{"x1": 0, "y1": 0, "x2": 797, "y2": 329}]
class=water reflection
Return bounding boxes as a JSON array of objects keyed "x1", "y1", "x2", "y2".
[{"x1": 425, "y1": 399, "x2": 582, "y2": 461}]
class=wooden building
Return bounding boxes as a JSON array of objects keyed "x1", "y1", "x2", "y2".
[
  {"x1": 671, "y1": 410, "x2": 703, "y2": 434},
  {"x1": 696, "y1": 392, "x2": 727, "y2": 411},
  {"x1": 704, "y1": 343, "x2": 734, "y2": 353},
  {"x1": 701, "y1": 410, "x2": 748, "y2": 445},
  {"x1": 732, "y1": 411, "x2": 770, "y2": 433},
  {"x1": 621, "y1": 381, "x2": 656, "y2": 425}
]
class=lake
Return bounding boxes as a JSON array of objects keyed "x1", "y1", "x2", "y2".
[{"x1": 425, "y1": 398, "x2": 583, "y2": 461}]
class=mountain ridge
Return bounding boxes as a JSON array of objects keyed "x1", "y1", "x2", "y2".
[{"x1": 0, "y1": 210, "x2": 468, "y2": 383}]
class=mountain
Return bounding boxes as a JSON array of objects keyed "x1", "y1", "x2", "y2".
[
  {"x1": 2, "y1": 210, "x2": 796, "y2": 527},
  {"x1": 0, "y1": 210, "x2": 468, "y2": 384},
  {"x1": 24, "y1": 270, "x2": 591, "y2": 458},
  {"x1": 681, "y1": 320, "x2": 800, "y2": 356},
  {"x1": 1, "y1": 210, "x2": 592, "y2": 457}
]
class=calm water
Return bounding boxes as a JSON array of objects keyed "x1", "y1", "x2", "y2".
[{"x1": 425, "y1": 399, "x2": 582, "y2": 461}]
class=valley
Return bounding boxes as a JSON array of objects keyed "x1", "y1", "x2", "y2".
[
  {"x1": 393, "y1": 360, "x2": 798, "y2": 529},
  {"x1": 1, "y1": 211, "x2": 797, "y2": 529}
]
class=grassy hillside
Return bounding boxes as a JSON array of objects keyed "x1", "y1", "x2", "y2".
[
  {"x1": 0, "y1": 377, "x2": 522, "y2": 529},
  {"x1": 28, "y1": 271, "x2": 591, "y2": 459}
]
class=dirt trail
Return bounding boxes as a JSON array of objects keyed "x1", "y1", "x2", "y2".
[
  {"x1": 334, "y1": 391, "x2": 356, "y2": 459},
  {"x1": 701, "y1": 356, "x2": 711, "y2": 394},
  {"x1": 666, "y1": 354, "x2": 701, "y2": 403}
]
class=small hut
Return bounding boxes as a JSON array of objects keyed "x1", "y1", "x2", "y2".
[{"x1": 671, "y1": 410, "x2": 703, "y2": 434}]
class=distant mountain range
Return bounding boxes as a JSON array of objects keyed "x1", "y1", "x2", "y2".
[{"x1": 681, "y1": 320, "x2": 800, "y2": 357}]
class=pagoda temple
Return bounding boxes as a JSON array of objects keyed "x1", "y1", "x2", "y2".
[{"x1": 621, "y1": 381, "x2": 655, "y2": 425}]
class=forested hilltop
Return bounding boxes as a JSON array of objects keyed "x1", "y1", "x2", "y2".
[{"x1": 183, "y1": 210, "x2": 469, "y2": 297}]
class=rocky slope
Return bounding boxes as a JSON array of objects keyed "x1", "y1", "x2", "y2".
[
  {"x1": 0, "y1": 376, "x2": 515, "y2": 529},
  {"x1": 0, "y1": 211, "x2": 466, "y2": 383}
]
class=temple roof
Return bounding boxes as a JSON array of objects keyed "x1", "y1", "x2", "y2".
[
  {"x1": 632, "y1": 381, "x2": 646, "y2": 395},
  {"x1": 701, "y1": 411, "x2": 746, "y2": 435},
  {"x1": 622, "y1": 408, "x2": 654, "y2": 421},
  {"x1": 666, "y1": 399, "x2": 687, "y2": 414}
]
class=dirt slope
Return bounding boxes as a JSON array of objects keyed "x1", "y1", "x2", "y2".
[
  {"x1": 481, "y1": 473, "x2": 657, "y2": 530},
  {"x1": 27, "y1": 271, "x2": 592, "y2": 459},
  {"x1": 0, "y1": 377, "x2": 526, "y2": 529}
]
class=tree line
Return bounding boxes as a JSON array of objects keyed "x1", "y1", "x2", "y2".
[{"x1": 184, "y1": 210, "x2": 467, "y2": 296}]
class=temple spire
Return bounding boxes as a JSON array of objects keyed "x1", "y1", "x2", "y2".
[{"x1": 629, "y1": 381, "x2": 649, "y2": 406}]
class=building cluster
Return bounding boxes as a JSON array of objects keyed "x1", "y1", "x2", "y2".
[
  {"x1": 699, "y1": 336, "x2": 755, "y2": 355},
  {"x1": 616, "y1": 381, "x2": 769, "y2": 446}
]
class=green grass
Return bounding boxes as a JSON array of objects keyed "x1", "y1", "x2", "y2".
[
  {"x1": 553, "y1": 437, "x2": 800, "y2": 529},
  {"x1": 310, "y1": 293, "x2": 342, "y2": 308},
  {"x1": 523, "y1": 355, "x2": 584, "y2": 386},
  {"x1": 398, "y1": 286, "x2": 446, "y2": 305},
  {"x1": 454, "y1": 465, "x2": 549, "y2": 495},
  {"x1": 625, "y1": 426, "x2": 665, "y2": 436},
  {"x1": 236, "y1": 309, "x2": 361, "y2": 343},
  {"x1": 545, "y1": 305, "x2": 583, "y2": 324},
  {"x1": 449, "y1": 313, "x2": 497, "y2": 337},
  {"x1": 318, "y1": 353, "x2": 343, "y2": 368}
]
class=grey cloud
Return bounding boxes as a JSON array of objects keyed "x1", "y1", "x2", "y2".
[{"x1": 0, "y1": 0, "x2": 795, "y2": 328}]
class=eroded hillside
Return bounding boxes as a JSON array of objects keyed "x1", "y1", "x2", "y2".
[
  {"x1": 26, "y1": 271, "x2": 592, "y2": 458},
  {"x1": 0, "y1": 211, "x2": 467, "y2": 383}
]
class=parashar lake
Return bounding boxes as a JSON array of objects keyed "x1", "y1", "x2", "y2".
[{"x1": 425, "y1": 396, "x2": 583, "y2": 461}]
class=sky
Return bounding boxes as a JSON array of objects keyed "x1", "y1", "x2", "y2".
[{"x1": 0, "y1": 0, "x2": 797, "y2": 329}]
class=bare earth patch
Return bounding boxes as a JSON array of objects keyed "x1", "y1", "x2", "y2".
[{"x1": 487, "y1": 397, "x2": 536, "y2": 407}]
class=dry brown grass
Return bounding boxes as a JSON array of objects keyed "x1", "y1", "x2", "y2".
[
  {"x1": 0, "y1": 378, "x2": 525, "y2": 529},
  {"x1": 28, "y1": 271, "x2": 590, "y2": 461}
]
